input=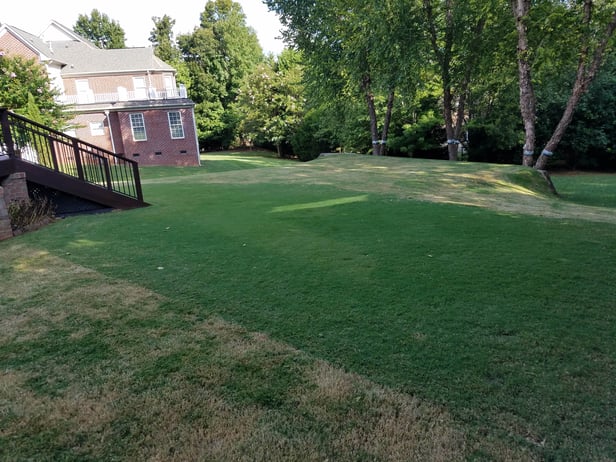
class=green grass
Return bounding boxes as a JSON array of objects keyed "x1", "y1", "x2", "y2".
[
  {"x1": 552, "y1": 172, "x2": 616, "y2": 208},
  {"x1": 2, "y1": 153, "x2": 615, "y2": 460}
]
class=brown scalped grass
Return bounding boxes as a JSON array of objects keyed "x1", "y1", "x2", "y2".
[{"x1": 0, "y1": 243, "x2": 481, "y2": 461}]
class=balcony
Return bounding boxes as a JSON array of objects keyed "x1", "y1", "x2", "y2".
[{"x1": 59, "y1": 85, "x2": 188, "y2": 105}]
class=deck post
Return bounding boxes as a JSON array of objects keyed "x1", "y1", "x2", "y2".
[{"x1": 0, "y1": 108, "x2": 16, "y2": 158}]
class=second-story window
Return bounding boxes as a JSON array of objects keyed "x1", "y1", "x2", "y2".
[
  {"x1": 133, "y1": 77, "x2": 147, "y2": 100},
  {"x1": 168, "y1": 111, "x2": 185, "y2": 139},
  {"x1": 129, "y1": 113, "x2": 147, "y2": 141}
]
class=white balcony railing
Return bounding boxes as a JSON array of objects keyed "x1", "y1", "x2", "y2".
[{"x1": 59, "y1": 85, "x2": 188, "y2": 105}]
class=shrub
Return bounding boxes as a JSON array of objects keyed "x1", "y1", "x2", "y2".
[{"x1": 8, "y1": 193, "x2": 55, "y2": 234}]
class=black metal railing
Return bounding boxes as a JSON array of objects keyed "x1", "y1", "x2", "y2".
[{"x1": 0, "y1": 108, "x2": 143, "y2": 202}]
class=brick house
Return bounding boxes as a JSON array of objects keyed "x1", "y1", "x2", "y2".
[{"x1": 0, "y1": 21, "x2": 200, "y2": 167}]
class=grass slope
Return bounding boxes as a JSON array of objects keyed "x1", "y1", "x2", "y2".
[{"x1": 1, "y1": 152, "x2": 615, "y2": 460}]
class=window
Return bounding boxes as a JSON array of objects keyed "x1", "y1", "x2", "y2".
[
  {"x1": 168, "y1": 111, "x2": 185, "y2": 139},
  {"x1": 164, "y1": 75, "x2": 176, "y2": 97},
  {"x1": 76, "y1": 79, "x2": 93, "y2": 104},
  {"x1": 133, "y1": 77, "x2": 147, "y2": 99},
  {"x1": 129, "y1": 113, "x2": 147, "y2": 141},
  {"x1": 89, "y1": 121, "x2": 104, "y2": 136}
]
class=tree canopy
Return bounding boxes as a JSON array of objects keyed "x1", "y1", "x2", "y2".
[
  {"x1": 0, "y1": 51, "x2": 67, "y2": 129},
  {"x1": 178, "y1": 0, "x2": 263, "y2": 149},
  {"x1": 74, "y1": 9, "x2": 126, "y2": 49},
  {"x1": 149, "y1": 15, "x2": 181, "y2": 64},
  {"x1": 57, "y1": 1, "x2": 616, "y2": 169}
]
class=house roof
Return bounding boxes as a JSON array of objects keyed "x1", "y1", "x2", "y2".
[
  {"x1": 0, "y1": 24, "x2": 54, "y2": 60},
  {"x1": 1, "y1": 21, "x2": 174, "y2": 75},
  {"x1": 51, "y1": 41, "x2": 174, "y2": 75}
]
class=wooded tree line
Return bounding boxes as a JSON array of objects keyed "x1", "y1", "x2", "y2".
[
  {"x1": 264, "y1": 0, "x2": 616, "y2": 169},
  {"x1": 4, "y1": 0, "x2": 616, "y2": 169}
]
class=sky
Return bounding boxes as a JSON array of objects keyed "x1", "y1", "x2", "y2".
[{"x1": 0, "y1": 0, "x2": 285, "y2": 54}]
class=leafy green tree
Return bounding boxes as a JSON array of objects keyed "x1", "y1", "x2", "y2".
[
  {"x1": 536, "y1": 52, "x2": 616, "y2": 170},
  {"x1": 237, "y1": 50, "x2": 305, "y2": 156},
  {"x1": 148, "y1": 15, "x2": 191, "y2": 95},
  {"x1": 74, "y1": 9, "x2": 126, "y2": 49},
  {"x1": 267, "y1": 0, "x2": 423, "y2": 156},
  {"x1": 178, "y1": 0, "x2": 263, "y2": 149},
  {"x1": 0, "y1": 51, "x2": 66, "y2": 128},
  {"x1": 512, "y1": 0, "x2": 616, "y2": 171},
  {"x1": 422, "y1": 0, "x2": 505, "y2": 161},
  {"x1": 149, "y1": 15, "x2": 181, "y2": 63}
]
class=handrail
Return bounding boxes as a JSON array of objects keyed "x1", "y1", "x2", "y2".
[
  {"x1": 0, "y1": 108, "x2": 143, "y2": 202},
  {"x1": 58, "y1": 86, "x2": 188, "y2": 105}
]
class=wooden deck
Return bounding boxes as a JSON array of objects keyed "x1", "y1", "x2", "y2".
[{"x1": 0, "y1": 109, "x2": 147, "y2": 211}]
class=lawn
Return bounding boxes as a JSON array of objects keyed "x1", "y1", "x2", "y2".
[{"x1": 1, "y1": 152, "x2": 615, "y2": 461}]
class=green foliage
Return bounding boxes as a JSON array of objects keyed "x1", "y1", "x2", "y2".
[
  {"x1": 74, "y1": 9, "x2": 126, "y2": 49},
  {"x1": 536, "y1": 53, "x2": 616, "y2": 169},
  {"x1": 0, "y1": 52, "x2": 66, "y2": 129},
  {"x1": 267, "y1": 0, "x2": 424, "y2": 155},
  {"x1": 236, "y1": 50, "x2": 305, "y2": 156},
  {"x1": 290, "y1": 107, "x2": 335, "y2": 161},
  {"x1": 388, "y1": 111, "x2": 445, "y2": 158},
  {"x1": 149, "y1": 15, "x2": 181, "y2": 64},
  {"x1": 178, "y1": 0, "x2": 263, "y2": 149},
  {"x1": 260, "y1": 0, "x2": 616, "y2": 168}
]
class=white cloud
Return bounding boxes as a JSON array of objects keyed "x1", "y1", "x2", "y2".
[{"x1": 0, "y1": 0, "x2": 284, "y2": 54}]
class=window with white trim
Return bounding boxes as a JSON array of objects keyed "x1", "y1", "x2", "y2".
[
  {"x1": 168, "y1": 111, "x2": 185, "y2": 139},
  {"x1": 133, "y1": 77, "x2": 147, "y2": 99},
  {"x1": 129, "y1": 113, "x2": 147, "y2": 141},
  {"x1": 89, "y1": 121, "x2": 104, "y2": 136}
]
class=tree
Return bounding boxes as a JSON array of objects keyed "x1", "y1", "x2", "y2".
[
  {"x1": 422, "y1": 0, "x2": 503, "y2": 161},
  {"x1": 0, "y1": 51, "x2": 67, "y2": 129},
  {"x1": 512, "y1": 0, "x2": 616, "y2": 171},
  {"x1": 267, "y1": 0, "x2": 423, "y2": 156},
  {"x1": 178, "y1": 0, "x2": 263, "y2": 148},
  {"x1": 537, "y1": 53, "x2": 616, "y2": 169},
  {"x1": 149, "y1": 15, "x2": 181, "y2": 63},
  {"x1": 512, "y1": 0, "x2": 537, "y2": 167},
  {"x1": 74, "y1": 9, "x2": 126, "y2": 49},
  {"x1": 237, "y1": 50, "x2": 305, "y2": 156}
]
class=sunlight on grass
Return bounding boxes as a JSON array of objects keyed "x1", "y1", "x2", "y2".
[
  {"x1": 270, "y1": 195, "x2": 369, "y2": 213},
  {"x1": 12, "y1": 250, "x2": 50, "y2": 273},
  {"x1": 67, "y1": 238, "x2": 104, "y2": 249}
]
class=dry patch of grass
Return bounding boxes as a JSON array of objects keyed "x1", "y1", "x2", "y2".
[{"x1": 0, "y1": 242, "x2": 480, "y2": 460}]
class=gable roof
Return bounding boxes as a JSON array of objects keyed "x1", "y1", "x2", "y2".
[
  {"x1": 0, "y1": 23, "x2": 54, "y2": 61},
  {"x1": 1, "y1": 21, "x2": 174, "y2": 75},
  {"x1": 50, "y1": 40, "x2": 174, "y2": 75},
  {"x1": 39, "y1": 20, "x2": 93, "y2": 45}
]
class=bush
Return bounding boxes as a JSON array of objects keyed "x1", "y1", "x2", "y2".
[
  {"x1": 387, "y1": 112, "x2": 447, "y2": 159},
  {"x1": 291, "y1": 109, "x2": 334, "y2": 162},
  {"x1": 8, "y1": 193, "x2": 55, "y2": 235}
]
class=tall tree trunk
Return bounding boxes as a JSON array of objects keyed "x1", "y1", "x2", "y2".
[
  {"x1": 380, "y1": 90, "x2": 395, "y2": 156},
  {"x1": 512, "y1": 0, "x2": 536, "y2": 167},
  {"x1": 425, "y1": 0, "x2": 458, "y2": 161},
  {"x1": 443, "y1": 87, "x2": 458, "y2": 161},
  {"x1": 535, "y1": 3, "x2": 616, "y2": 170},
  {"x1": 362, "y1": 75, "x2": 382, "y2": 156}
]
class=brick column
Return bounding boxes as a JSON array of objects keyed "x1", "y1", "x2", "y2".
[
  {"x1": 0, "y1": 186, "x2": 13, "y2": 241},
  {"x1": 1, "y1": 172, "x2": 29, "y2": 204}
]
